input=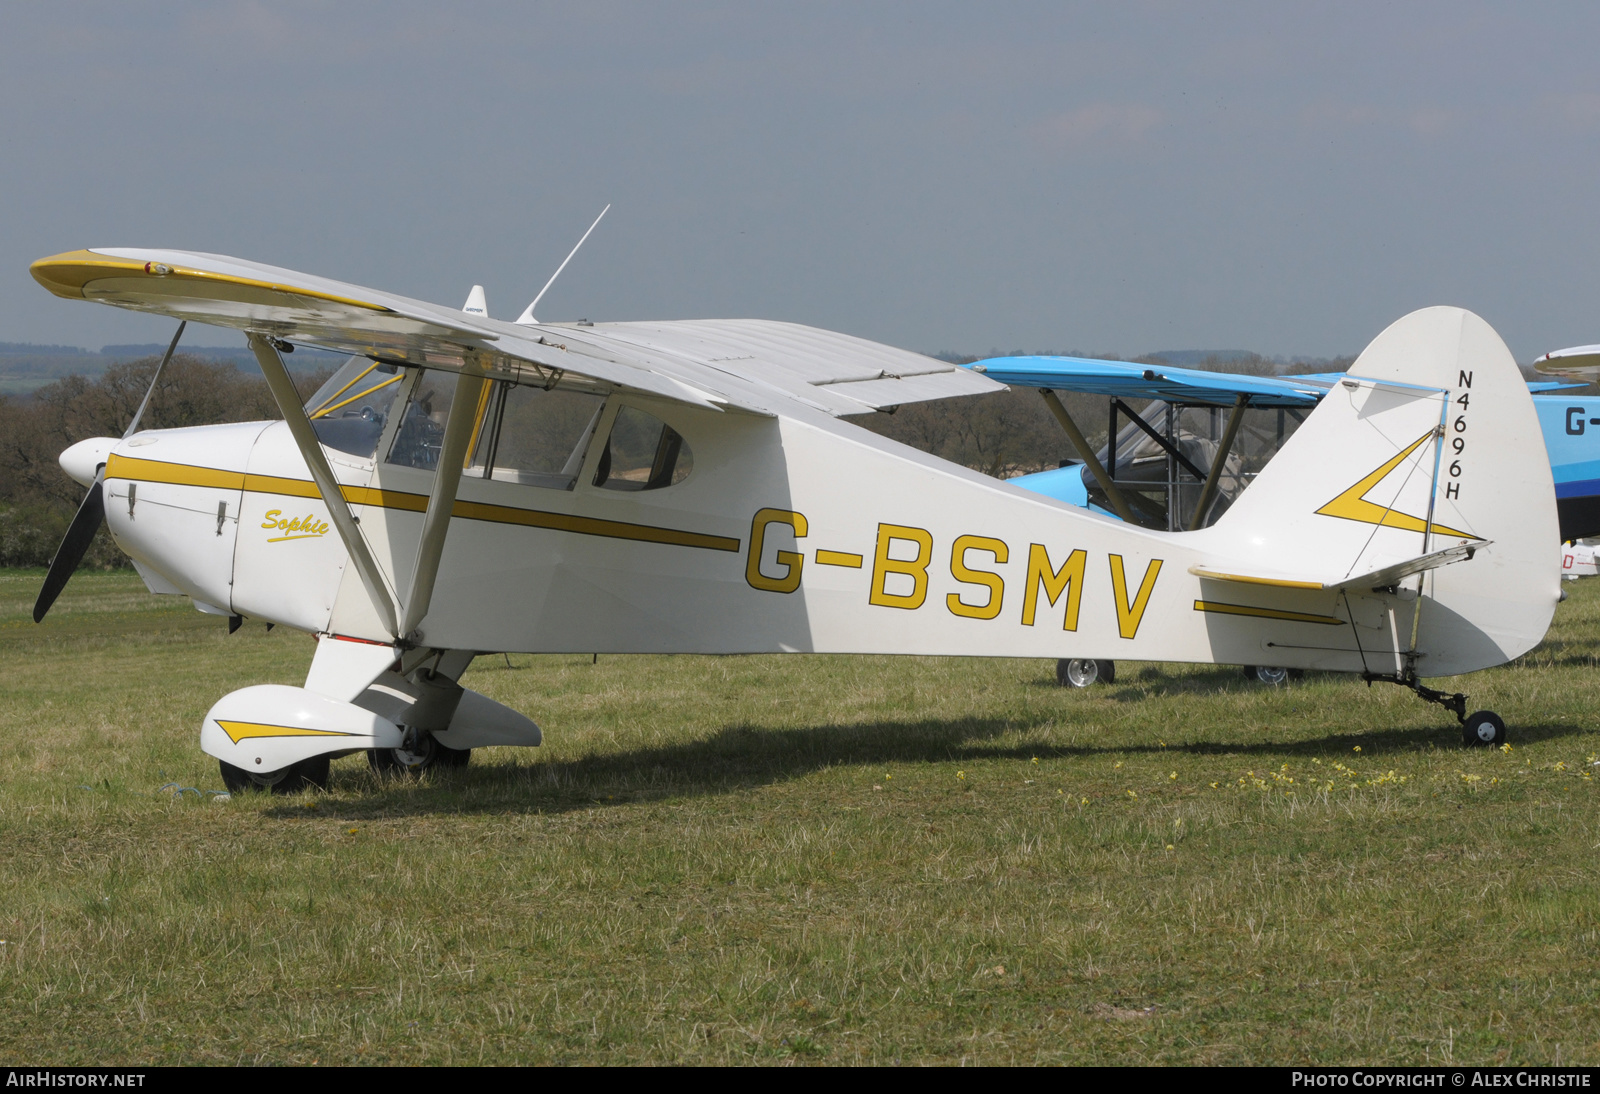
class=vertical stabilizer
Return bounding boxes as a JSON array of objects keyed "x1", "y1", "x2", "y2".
[{"x1": 1205, "y1": 307, "x2": 1559, "y2": 675}]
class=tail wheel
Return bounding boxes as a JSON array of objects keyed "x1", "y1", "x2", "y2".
[
  {"x1": 219, "y1": 754, "x2": 330, "y2": 795},
  {"x1": 1057, "y1": 658, "x2": 1114, "y2": 688},
  {"x1": 367, "y1": 731, "x2": 471, "y2": 775},
  {"x1": 1462, "y1": 710, "x2": 1506, "y2": 748}
]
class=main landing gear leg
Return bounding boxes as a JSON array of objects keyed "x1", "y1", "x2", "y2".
[{"x1": 1361, "y1": 670, "x2": 1505, "y2": 748}]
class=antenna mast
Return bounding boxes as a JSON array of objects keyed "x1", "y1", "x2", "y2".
[{"x1": 515, "y1": 204, "x2": 611, "y2": 325}]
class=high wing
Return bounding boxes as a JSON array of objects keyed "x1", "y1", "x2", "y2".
[
  {"x1": 31, "y1": 248, "x2": 1002, "y2": 417},
  {"x1": 1535, "y1": 343, "x2": 1600, "y2": 378}
]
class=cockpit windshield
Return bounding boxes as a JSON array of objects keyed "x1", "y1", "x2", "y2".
[{"x1": 303, "y1": 355, "x2": 404, "y2": 459}]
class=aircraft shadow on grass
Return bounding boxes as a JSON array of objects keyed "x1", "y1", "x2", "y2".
[{"x1": 270, "y1": 705, "x2": 1590, "y2": 819}]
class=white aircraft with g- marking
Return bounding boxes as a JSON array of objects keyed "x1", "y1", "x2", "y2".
[{"x1": 29, "y1": 241, "x2": 1558, "y2": 791}]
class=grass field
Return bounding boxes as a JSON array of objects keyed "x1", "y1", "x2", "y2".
[{"x1": 0, "y1": 568, "x2": 1597, "y2": 1065}]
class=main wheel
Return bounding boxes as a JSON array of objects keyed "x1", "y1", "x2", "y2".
[
  {"x1": 1462, "y1": 710, "x2": 1506, "y2": 748},
  {"x1": 219, "y1": 754, "x2": 330, "y2": 794},
  {"x1": 1057, "y1": 658, "x2": 1115, "y2": 687},
  {"x1": 1243, "y1": 665, "x2": 1299, "y2": 686},
  {"x1": 367, "y1": 731, "x2": 471, "y2": 776}
]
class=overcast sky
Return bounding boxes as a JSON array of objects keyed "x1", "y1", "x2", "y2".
[{"x1": 3, "y1": 2, "x2": 1600, "y2": 360}]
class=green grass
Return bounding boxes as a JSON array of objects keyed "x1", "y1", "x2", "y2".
[{"x1": 1, "y1": 568, "x2": 1597, "y2": 1065}]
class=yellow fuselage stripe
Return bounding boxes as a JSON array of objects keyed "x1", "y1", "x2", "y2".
[{"x1": 106, "y1": 454, "x2": 739, "y2": 553}]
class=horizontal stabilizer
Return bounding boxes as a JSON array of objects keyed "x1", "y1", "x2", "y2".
[
  {"x1": 1334, "y1": 542, "x2": 1485, "y2": 591},
  {"x1": 1189, "y1": 541, "x2": 1485, "y2": 593}
]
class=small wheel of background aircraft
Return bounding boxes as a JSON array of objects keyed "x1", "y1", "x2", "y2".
[
  {"x1": 1054, "y1": 658, "x2": 1300, "y2": 688},
  {"x1": 25, "y1": 245, "x2": 1558, "y2": 779},
  {"x1": 1242, "y1": 665, "x2": 1302, "y2": 686},
  {"x1": 1055, "y1": 657, "x2": 1115, "y2": 688}
]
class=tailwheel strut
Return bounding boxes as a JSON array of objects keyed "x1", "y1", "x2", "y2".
[{"x1": 1362, "y1": 669, "x2": 1504, "y2": 747}]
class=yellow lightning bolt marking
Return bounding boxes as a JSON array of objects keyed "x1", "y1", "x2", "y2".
[
  {"x1": 215, "y1": 720, "x2": 359, "y2": 745},
  {"x1": 1314, "y1": 430, "x2": 1472, "y2": 539}
]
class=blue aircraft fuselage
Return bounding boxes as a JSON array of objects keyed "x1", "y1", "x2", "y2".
[{"x1": 1535, "y1": 395, "x2": 1600, "y2": 541}]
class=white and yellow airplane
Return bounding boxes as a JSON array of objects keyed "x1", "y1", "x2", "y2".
[{"x1": 29, "y1": 247, "x2": 1558, "y2": 791}]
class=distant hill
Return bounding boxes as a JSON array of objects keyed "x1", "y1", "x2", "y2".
[{"x1": 1145, "y1": 350, "x2": 1259, "y2": 368}]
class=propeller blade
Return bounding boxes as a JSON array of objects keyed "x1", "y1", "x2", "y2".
[
  {"x1": 122, "y1": 320, "x2": 185, "y2": 439},
  {"x1": 33, "y1": 469, "x2": 106, "y2": 623},
  {"x1": 34, "y1": 320, "x2": 187, "y2": 623}
]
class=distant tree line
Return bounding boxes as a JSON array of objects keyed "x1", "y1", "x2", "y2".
[
  {"x1": 0, "y1": 347, "x2": 1345, "y2": 570},
  {"x1": 0, "y1": 355, "x2": 325, "y2": 568}
]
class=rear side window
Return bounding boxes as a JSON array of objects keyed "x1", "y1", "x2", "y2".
[{"x1": 593, "y1": 405, "x2": 693, "y2": 491}]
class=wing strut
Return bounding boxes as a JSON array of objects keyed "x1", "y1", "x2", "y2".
[
  {"x1": 1112, "y1": 397, "x2": 1210, "y2": 482},
  {"x1": 1187, "y1": 394, "x2": 1249, "y2": 531},
  {"x1": 399, "y1": 369, "x2": 489, "y2": 641},
  {"x1": 247, "y1": 334, "x2": 401, "y2": 638},
  {"x1": 1038, "y1": 389, "x2": 1138, "y2": 525}
]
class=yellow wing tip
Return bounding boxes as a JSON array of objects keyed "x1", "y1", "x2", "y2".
[
  {"x1": 30, "y1": 249, "x2": 142, "y2": 299},
  {"x1": 30, "y1": 248, "x2": 394, "y2": 315}
]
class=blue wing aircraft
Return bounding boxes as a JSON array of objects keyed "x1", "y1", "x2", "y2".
[
  {"x1": 970, "y1": 355, "x2": 1596, "y2": 541},
  {"x1": 965, "y1": 353, "x2": 1592, "y2": 688}
]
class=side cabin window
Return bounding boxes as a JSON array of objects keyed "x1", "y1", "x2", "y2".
[
  {"x1": 467, "y1": 383, "x2": 605, "y2": 490},
  {"x1": 386, "y1": 370, "x2": 455, "y2": 470},
  {"x1": 304, "y1": 356, "x2": 404, "y2": 459},
  {"x1": 592, "y1": 405, "x2": 693, "y2": 491},
  {"x1": 387, "y1": 372, "x2": 604, "y2": 491}
]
